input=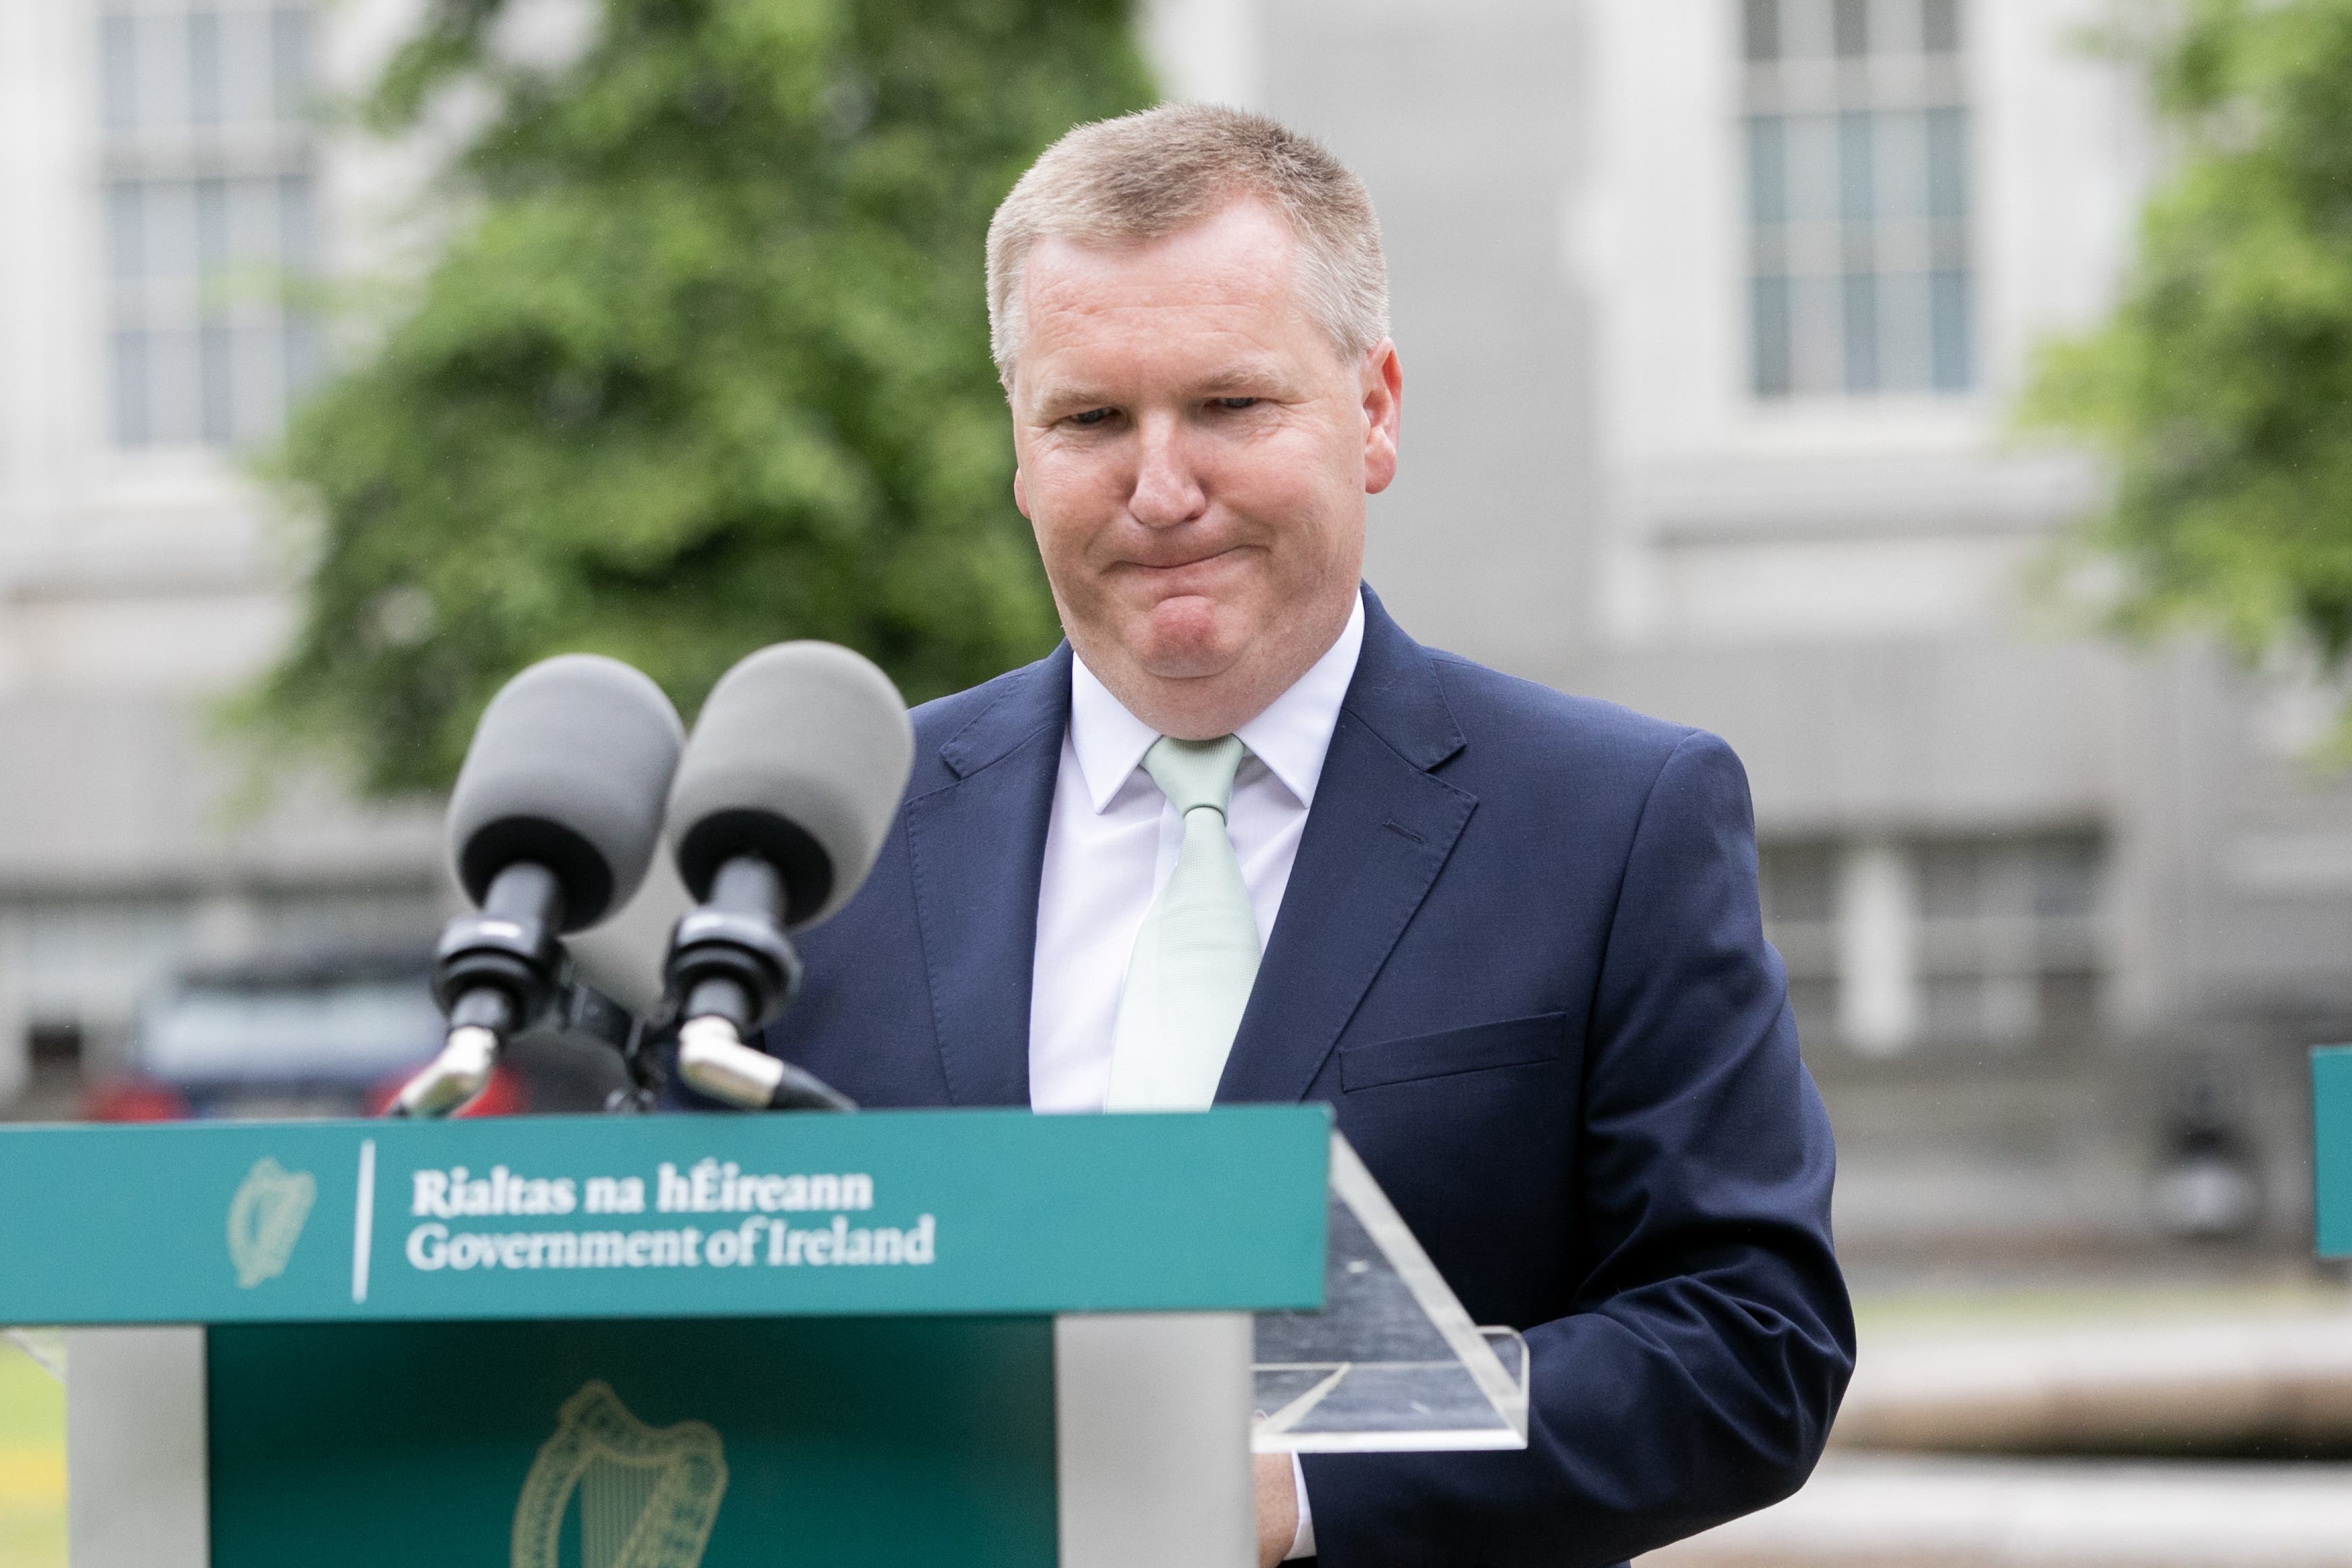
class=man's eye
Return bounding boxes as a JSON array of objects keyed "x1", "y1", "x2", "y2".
[
  {"x1": 1213, "y1": 397, "x2": 1259, "y2": 411},
  {"x1": 1069, "y1": 407, "x2": 1116, "y2": 427}
]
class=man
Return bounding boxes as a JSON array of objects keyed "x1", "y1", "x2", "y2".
[{"x1": 753, "y1": 105, "x2": 1853, "y2": 1565}]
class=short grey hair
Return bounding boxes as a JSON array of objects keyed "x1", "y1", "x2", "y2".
[{"x1": 985, "y1": 104, "x2": 1390, "y2": 384}]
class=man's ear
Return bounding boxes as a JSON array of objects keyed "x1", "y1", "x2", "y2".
[
  {"x1": 1013, "y1": 466, "x2": 1031, "y2": 520},
  {"x1": 1361, "y1": 340, "x2": 1403, "y2": 496}
]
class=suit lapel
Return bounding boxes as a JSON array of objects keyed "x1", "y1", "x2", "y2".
[
  {"x1": 1217, "y1": 592, "x2": 1476, "y2": 1105},
  {"x1": 904, "y1": 648, "x2": 1070, "y2": 1107}
]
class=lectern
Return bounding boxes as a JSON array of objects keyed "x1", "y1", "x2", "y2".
[{"x1": 0, "y1": 1106, "x2": 1526, "y2": 1567}]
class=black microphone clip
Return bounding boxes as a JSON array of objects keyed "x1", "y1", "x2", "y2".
[
  {"x1": 662, "y1": 855, "x2": 851, "y2": 1113},
  {"x1": 395, "y1": 862, "x2": 567, "y2": 1117}
]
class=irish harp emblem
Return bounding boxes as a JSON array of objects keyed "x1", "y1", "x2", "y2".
[
  {"x1": 514, "y1": 1380, "x2": 728, "y2": 1568},
  {"x1": 225, "y1": 1157, "x2": 316, "y2": 1289}
]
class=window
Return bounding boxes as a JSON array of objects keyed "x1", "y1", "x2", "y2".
[
  {"x1": 1759, "y1": 841, "x2": 1842, "y2": 1045},
  {"x1": 99, "y1": 2, "x2": 321, "y2": 448},
  {"x1": 1740, "y1": 0, "x2": 1972, "y2": 399},
  {"x1": 1761, "y1": 831, "x2": 2102, "y2": 1056},
  {"x1": 1915, "y1": 836, "x2": 2100, "y2": 1046}
]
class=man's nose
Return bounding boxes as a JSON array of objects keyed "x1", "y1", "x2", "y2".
[{"x1": 1127, "y1": 414, "x2": 1207, "y2": 528}]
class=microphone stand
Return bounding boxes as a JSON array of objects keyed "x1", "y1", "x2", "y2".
[
  {"x1": 393, "y1": 863, "x2": 562, "y2": 1116},
  {"x1": 392, "y1": 862, "x2": 667, "y2": 1117},
  {"x1": 664, "y1": 855, "x2": 855, "y2": 1113}
]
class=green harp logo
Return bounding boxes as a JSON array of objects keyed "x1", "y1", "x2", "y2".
[
  {"x1": 514, "y1": 1381, "x2": 728, "y2": 1568},
  {"x1": 225, "y1": 1157, "x2": 316, "y2": 1289}
]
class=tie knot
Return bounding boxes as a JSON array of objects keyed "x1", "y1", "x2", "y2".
[{"x1": 1142, "y1": 734, "x2": 1246, "y2": 817}]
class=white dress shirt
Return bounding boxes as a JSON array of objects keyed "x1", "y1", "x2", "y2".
[{"x1": 1029, "y1": 590, "x2": 1365, "y2": 1559}]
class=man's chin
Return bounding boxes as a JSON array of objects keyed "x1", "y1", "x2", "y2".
[{"x1": 1126, "y1": 602, "x2": 1245, "y2": 680}]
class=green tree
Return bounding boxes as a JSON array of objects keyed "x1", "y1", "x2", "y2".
[
  {"x1": 2023, "y1": 0, "x2": 2352, "y2": 682},
  {"x1": 259, "y1": 0, "x2": 1153, "y2": 792}
]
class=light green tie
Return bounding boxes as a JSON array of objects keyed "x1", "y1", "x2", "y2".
[{"x1": 1105, "y1": 735, "x2": 1260, "y2": 1109}]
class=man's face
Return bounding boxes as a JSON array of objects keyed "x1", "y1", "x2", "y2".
[{"x1": 1007, "y1": 199, "x2": 1401, "y2": 738}]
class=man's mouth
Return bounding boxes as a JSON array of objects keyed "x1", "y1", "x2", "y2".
[{"x1": 1125, "y1": 545, "x2": 1247, "y2": 576}]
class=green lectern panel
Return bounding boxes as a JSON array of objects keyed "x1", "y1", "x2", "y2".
[
  {"x1": 0, "y1": 1105, "x2": 1329, "y2": 1323},
  {"x1": 209, "y1": 1315, "x2": 1057, "y2": 1568}
]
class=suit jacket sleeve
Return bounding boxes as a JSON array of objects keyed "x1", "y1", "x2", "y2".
[{"x1": 1303, "y1": 730, "x2": 1855, "y2": 1567}]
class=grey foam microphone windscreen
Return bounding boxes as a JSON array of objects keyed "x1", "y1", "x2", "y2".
[
  {"x1": 667, "y1": 642, "x2": 915, "y2": 929},
  {"x1": 445, "y1": 654, "x2": 686, "y2": 931}
]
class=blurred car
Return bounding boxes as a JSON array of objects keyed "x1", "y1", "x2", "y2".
[
  {"x1": 85, "y1": 946, "x2": 644, "y2": 1123},
  {"x1": 87, "y1": 948, "x2": 455, "y2": 1121}
]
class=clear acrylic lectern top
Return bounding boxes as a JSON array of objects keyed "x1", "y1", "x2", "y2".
[{"x1": 1251, "y1": 1134, "x2": 1529, "y2": 1453}]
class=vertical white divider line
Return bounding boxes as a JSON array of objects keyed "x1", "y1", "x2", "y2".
[{"x1": 351, "y1": 1138, "x2": 377, "y2": 1305}]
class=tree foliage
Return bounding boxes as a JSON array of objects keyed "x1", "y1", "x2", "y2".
[
  {"x1": 2022, "y1": 0, "x2": 2352, "y2": 674},
  {"x1": 259, "y1": 0, "x2": 1153, "y2": 792}
]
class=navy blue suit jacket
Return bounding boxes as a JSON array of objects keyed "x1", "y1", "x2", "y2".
[{"x1": 750, "y1": 588, "x2": 1853, "y2": 1565}]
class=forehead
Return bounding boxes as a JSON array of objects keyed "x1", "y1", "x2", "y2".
[{"x1": 1018, "y1": 199, "x2": 1309, "y2": 349}]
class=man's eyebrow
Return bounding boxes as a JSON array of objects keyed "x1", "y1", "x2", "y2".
[
  {"x1": 1028, "y1": 382, "x2": 1116, "y2": 413},
  {"x1": 1185, "y1": 359, "x2": 1294, "y2": 395}
]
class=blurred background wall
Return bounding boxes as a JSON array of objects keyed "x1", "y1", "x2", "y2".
[
  {"x1": 0, "y1": 0, "x2": 447, "y2": 1110},
  {"x1": 0, "y1": 0, "x2": 2341, "y2": 1272}
]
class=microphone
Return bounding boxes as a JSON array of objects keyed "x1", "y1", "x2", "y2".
[
  {"x1": 661, "y1": 642, "x2": 914, "y2": 1110},
  {"x1": 395, "y1": 655, "x2": 684, "y2": 1117}
]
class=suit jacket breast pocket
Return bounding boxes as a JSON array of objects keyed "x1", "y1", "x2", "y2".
[{"x1": 1338, "y1": 1012, "x2": 1568, "y2": 1092}]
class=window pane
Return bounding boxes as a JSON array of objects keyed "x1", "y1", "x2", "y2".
[
  {"x1": 1875, "y1": 109, "x2": 1927, "y2": 221},
  {"x1": 1922, "y1": 0, "x2": 1960, "y2": 53},
  {"x1": 278, "y1": 174, "x2": 318, "y2": 270},
  {"x1": 196, "y1": 178, "x2": 230, "y2": 283},
  {"x1": 111, "y1": 330, "x2": 151, "y2": 446},
  {"x1": 1981, "y1": 975, "x2": 2037, "y2": 1044},
  {"x1": 136, "y1": 9, "x2": 191, "y2": 134},
  {"x1": 1788, "y1": 978, "x2": 1840, "y2": 1047},
  {"x1": 1791, "y1": 274, "x2": 1843, "y2": 393},
  {"x1": 1752, "y1": 276, "x2": 1793, "y2": 397},
  {"x1": 1745, "y1": 0, "x2": 1781, "y2": 61},
  {"x1": 272, "y1": 7, "x2": 313, "y2": 122},
  {"x1": 1763, "y1": 844, "x2": 1840, "y2": 922},
  {"x1": 189, "y1": 9, "x2": 222, "y2": 128},
  {"x1": 233, "y1": 322, "x2": 284, "y2": 444},
  {"x1": 222, "y1": 8, "x2": 274, "y2": 126},
  {"x1": 230, "y1": 176, "x2": 278, "y2": 272},
  {"x1": 144, "y1": 181, "x2": 198, "y2": 283},
  {"x1": 1747, "y1": 116, "x2": 1788, "y2": 224},
  {"x1": 1838, "y1": 111, "x2": 1874, "y2": 220},
  {"x1": 1841, "y1": 272, "x2": 1878, "y2": 392},
  {"x1": 147, "y1": 328, "x2": 203, "y2": 445},
  {"x1": 1877, "y1": 270, "x2": 1932, "y2": 390},
  {"x1": 1870, "y1": 0, "x2": 1923, "y2": 55},
  {"x1": 1786, "y1": 113, "x2": 1838, "y2": 222},
  {"x1": 107, "y1": 180, "x2": 144, "y2": 284},
  {"x1": 2037, "y1": 972, "x2": 2097, "y2": 1038},
  {"x1": 101, "y1": 14, "x2": 139, "y2": 133},
  {"x1": 2031, "y1": 839, "x2": 2097, "y2": 918},
  {"x1": 1926, "y1": 106, "x2": 1969, "y2": 219},
  {"x1": 1930, "y1": 268, "x2": 1970, "y2": 389},
  {"x1": 200, "y1": 322, "x2": 234, "y2": 443},
  {"x1": 1918, "y1": 843, "x2": 1980, "y2": 917},
  {"x1": 1779, "y1": 0, "x2": 1834, "y2": 58},
  {"x1": 1833, "y1": 0, "x2": 1869, "y2": 56},
  {"x1": 1922, "y1": 973, "x2": 1983, "y2": 1041}
]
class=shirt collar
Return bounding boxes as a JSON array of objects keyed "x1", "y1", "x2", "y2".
[{"x1": 1068, "y1": 590, "x2": 1367, "y2": 815}]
